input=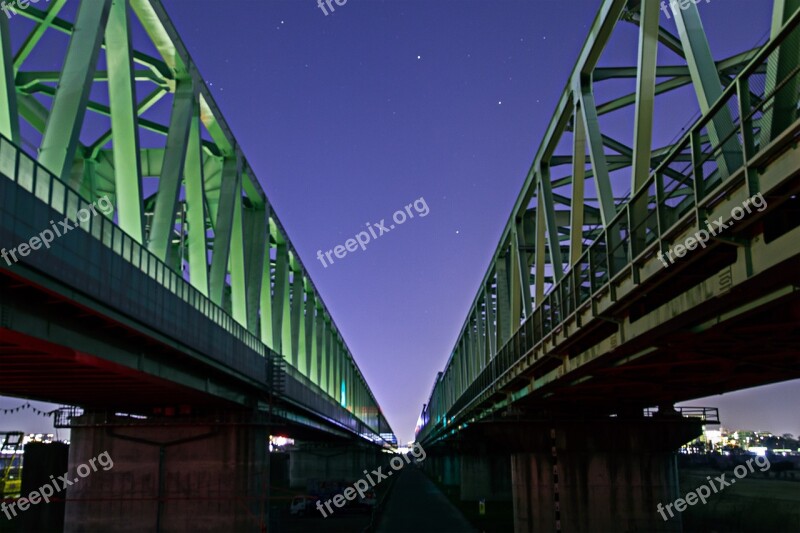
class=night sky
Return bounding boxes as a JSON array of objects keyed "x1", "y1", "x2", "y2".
[{"x1": 3, "y1": 0, "x2": 799, "y2": 444}]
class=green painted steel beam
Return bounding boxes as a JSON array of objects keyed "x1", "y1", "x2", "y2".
[
  {"x1": 106, "y1": 0, "x2": 144, "y2": 243},
  {"x1": 243, "y1": 205, "x2": 268, "y2": 335},
  {"x1": 184, "y1": 104, "x2": 209, "y2": 296},
  {"x1": 539, "y1": 164, "x2": 564, "y2": 282},
  {"x1": 89, "y1": 88, "x2": 166, "y2": 159},
  {"x1": 291, "y1": 272, "x2": 305, "y2": 372},
  {"x1": 209, "y1": 157, "x2": 240, "y2": 305},
  {"x1": 671, "y1": 1, "x2": 743, "y2": 177},
  {"x1": 495, "y1": 259, "x2": 511, "y2": 346},
  {"x1": 148, "y1": 80, "x2": 193, "y2": 261},
  {"x1": 0, "y1": 15, "x2": 19, "y2": 143},
  {"x1": 13, "y1": 0, "x2": 68, "y2": 70},
  {"x1": 517, "y1": 217, "x2": 534, "y2": 318},
  {"x1": 598, "y1": 75, "x2": 692, "y2": 116},
  {"x1": 509, "y1": 226, "x2": 523, "y2": 326},
  {"x1": 579, "y1": 85, "x2": 617, "y2": 226},
  {"x1": 570, "y1": 105, "x2": 586, "y2": 267},
  {"x1": 484, "y1": 284, "x2": 496, "y2": 358},
  {"x1": 229, "y1": 178, "x2": 248, "y2": 327},
  {"x1": 594, "y1": 65, "x2": 688, "y2": 80},
  {"x1": 5, "y1": 0, "x2": 393, "y2": 439},
  {"x1": 273, "y1": 242, "x2": 290, "y2": 357},
  {"x1": 631, "y1": 0, "x2": 659, "y2": 193},
  {"x1": 130, "y1": 0, "x2": 187, "y2": 75},
  {"x1": 15, "y1": 5, "x2": 172, "y2": 82},
  {"x1": 38, "y1": 0, "x2": 112, "y2": 180},
  {"x1": 15, "y1": 70, "x2": 165, "y2": 90},
  {"x1": 306, "y1": 294, "x2": 317, "y2": 385},
  {"x1": 759, "y1": 0, "x2": 800, "y2": 147},
  {"x1": 17, "y1": 93, "x2": 48, "y2": 133},
  {"x1": 534, "y1": 198, "x2": 546, "y2": 305},
  {"x1": 258, "y1": 240, "x2": 274, "y2": 349}
]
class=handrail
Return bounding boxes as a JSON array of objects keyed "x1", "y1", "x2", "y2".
[{"x1": 419, "y1": 7, "x2": 800, "y2": 442}]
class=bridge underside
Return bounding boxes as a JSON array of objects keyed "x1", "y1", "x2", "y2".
[
  {"x1": 0, "y1": 263, "x2": 253, "y2": 410},
  {"x1": 499, "y1": 254, "x2": 800, "y2": 417},
  {"x1": 0, "y1": 327, "x2": 218, "y2": 408}
]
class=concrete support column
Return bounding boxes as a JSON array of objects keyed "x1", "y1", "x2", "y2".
[
  {"x1": 441, "y1": 453, "x2": 461, "y2": 488},
  {"x1": 508, "y1": 418, "x2": 701, "y2": 533},
  {"x1": 288, "y1": 442, "x2": 382, "y2": 490},
  {"x1": 460, "y1": 451, "x2": 512, "y2": 502},
  {"x1": 64, "y1": 411, "x2": 268, "y2": 533}
]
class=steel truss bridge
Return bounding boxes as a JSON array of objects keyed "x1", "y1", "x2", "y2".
[
  {"x1": 0, "y1": 0, "x2": 394, "y2": 446},
  {"x1": 417, "y1": 0, "x2": 800, "y2": 445}
]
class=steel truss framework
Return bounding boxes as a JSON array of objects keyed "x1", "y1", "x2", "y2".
[
  {"x1": 0, "y1": 0, "x2": 391, "y2": 439},
  {"x1": 418, "y1": 0, "x2": 800, "y2": 442}
]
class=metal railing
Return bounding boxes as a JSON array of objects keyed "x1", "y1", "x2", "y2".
[
  {"x1": 0, "y1": 135, "x2": 393, "y2": 444},
  {"x1": 420, "y1": 8, "x2": 800, "y2": 442}
]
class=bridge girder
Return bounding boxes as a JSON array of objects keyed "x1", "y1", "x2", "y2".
[
  {"x1": 418, "y1": 0, "x2": 800, "y2": 445},
  {"x1": 0, "y1": 0, "x2": 392, "y2": 443}
]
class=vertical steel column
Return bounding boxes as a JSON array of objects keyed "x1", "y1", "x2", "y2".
[
  {"x1": 0, "y1": 14, "x2": 18, "y2": 144},
  {"x1": 570, "y1": 107, "x2": 586, "y2": 268},
  {"x1": 209, "y1": 158, "x2": 240, "y2": 302},
  {"x1": 183, "y1": 99, "x2": 209, "y2": 296},
  {"x1": 630, "y1": 0, "x2": 659, "y2": 194},
  {"x1": 243, "y1": 205, "x2": 268, "y2": 335},
  {"x1": 106, "y1": 0, "x2": 144, "y2": 242},
  {"x1": 290, "y1": 271, "x2": 305, "y2": 372},
  {"x1": 272, "y1": 242, "x2": 290, "y2": 356}
]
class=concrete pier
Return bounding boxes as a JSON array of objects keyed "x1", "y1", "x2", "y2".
[
  {"x1": 504, "y1": 417, "x2": 701, "y2": 532},
  {"x1": 63, "y1": 411, "x2": 268, "y2": 533}
]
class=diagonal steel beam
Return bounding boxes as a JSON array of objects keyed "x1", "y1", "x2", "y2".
[
  {"x1": 579, "y1": 85, "x2": 617, "y2": 226},
  {"x1": 38, "y1": 0, "x2": 112, "y2": 180},
  {"x1": 147, "y1": 80, "x2": 193, "y2": 260},
  {"x1": 671, "y1": 1, "x2": 743, "y2": 178},
  {"x1": 759, "y1": 0, "x2": 800, "y2": 147},
  {"x1": 13, "y1": 0, "x2": 68, "y2": 70},
  {"x1": 570, "y1": 106, "x2": 586, "y2": 267}
]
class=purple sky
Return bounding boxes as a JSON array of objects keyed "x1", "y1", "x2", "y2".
[{"x1": 2, "y1": 0, "x2": 798, "y2": 444}]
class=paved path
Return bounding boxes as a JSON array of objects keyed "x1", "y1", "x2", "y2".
[{"x1": 376, "y1": 466, "x2": 477, "y2": 533}]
